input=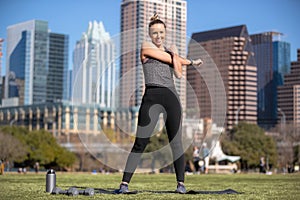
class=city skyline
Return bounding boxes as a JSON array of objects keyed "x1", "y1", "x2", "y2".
[{"x1": 0, "y1": 0, "x2": 300, "y2": 75}]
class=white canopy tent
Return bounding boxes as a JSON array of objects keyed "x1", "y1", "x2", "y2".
[{"x1": 210, "y1": 140, "x2": 240, "y2": 162}]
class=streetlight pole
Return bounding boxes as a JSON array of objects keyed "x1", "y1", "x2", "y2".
[
  {"x1": 278, "y1": 108, "x2": 286, "y2": 139},
  {"x1": 235, "y1": 106, "x2": 243, "y2": 125},
  {"x1": 10, "y1": 119, "x2": 17, "y2": 126}
]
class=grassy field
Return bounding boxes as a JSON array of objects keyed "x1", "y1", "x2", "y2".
[{"x1": 0, "y1": 172, "x2": 299, "y2": 199}]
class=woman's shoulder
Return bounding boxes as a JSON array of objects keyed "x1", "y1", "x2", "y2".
[
  {"x1": 141, "y1": 41, "x2": 156, "y2": 49},
  {"x1": 141, "y1": 41, "x2": 170, "y2": 52}
]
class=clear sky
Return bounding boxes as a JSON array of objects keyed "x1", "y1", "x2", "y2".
[{"x1": 0, "y1": 0, "x2": 299, "y2": 74}]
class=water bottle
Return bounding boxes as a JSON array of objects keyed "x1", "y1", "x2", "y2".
[{"x1": 46, "y1": 169, "x2": 56, "y2": 193}]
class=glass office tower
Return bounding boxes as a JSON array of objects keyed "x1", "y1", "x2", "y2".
[
  {"x1": 251, "y1": 32, "x2": 290, "y2": 129},
  {"x1": 48, "y1": 33, "x2": 69, "y2": 102},
  {"x1": 278, "y1": 49, "x2": 300, "y2": 126},
  {"x1": 5, "y1": 20, "x2": 68, "y2": 106}
]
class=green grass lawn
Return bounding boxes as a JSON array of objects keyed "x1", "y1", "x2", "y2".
[{"x1": 0, "y1": 172, "x2": 299, "y2": 199}]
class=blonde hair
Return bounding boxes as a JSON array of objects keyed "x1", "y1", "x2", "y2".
[
  {"x1": 150, "y1": 13, "x2": 159, "y2": 21},
  {"x1": 148, "y1": 13, "x2": 166, "y2": 28}
]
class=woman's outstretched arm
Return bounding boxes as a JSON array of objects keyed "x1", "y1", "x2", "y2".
[
  {"x1": 141, "y1": 42, "x2": 183, "y2": 78},
  {"x1": 140, "y1": 42, "x2": 203, "y2": 79},
  {"x1": 140, "y1": 41, "x2": 173, "y2": 63}
]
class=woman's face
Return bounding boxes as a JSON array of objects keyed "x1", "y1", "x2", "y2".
[{"x1": 149, "y1": 23, "x2": 166, "y2": 48}]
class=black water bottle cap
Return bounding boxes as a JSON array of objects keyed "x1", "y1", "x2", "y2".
[{"x1": 47, "y1": 169, "x2": 55, "y2": 174}]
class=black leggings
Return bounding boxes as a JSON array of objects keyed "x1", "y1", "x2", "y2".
[{"x1": 122, "y1": 86, "x2": 185, "y2": 183}]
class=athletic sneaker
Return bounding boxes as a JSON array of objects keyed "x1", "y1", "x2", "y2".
[
  {"x1": 116, "y1": 183, "x2": 129, "y2": 194},
  {"x1": 175, "y1": 182, "x2": 186, "y2": 194}
]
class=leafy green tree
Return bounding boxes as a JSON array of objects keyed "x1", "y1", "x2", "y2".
[
  {"x1": 0, "y1": 126, "x2": 30, "y2": 145},
  {"x1": 54, "y1": 147, "x2": 77, "y2": 170},
  {"x1": 25, "y1": 130, "x2": 58, "y2": 165},
  {"x1": 25, "y1": 130, "x2": 76, "y2": 170},
  {"x1": 221, "y1": 122, "x2": 277, "y2": 170},
  {"x1": 0, "y1": 126, "x2": 76, "y2": 170}
]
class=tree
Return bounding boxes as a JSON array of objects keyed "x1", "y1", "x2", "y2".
[
  {"x1": 25, "y1": 130, "x2": 58, "y2": 166},
  {"x1": 0, "y1": 132, "x2": 27, "y2": 163},
  {"x1": 25, "y1": 130, "x2": 76, "y2": 170},
  {"x1": 54, "y1": 147, "x2": 77, "y2": 170},
  {"x1": 270, "y1": 123, "x2": 300, "y2": 170},
  {"x1": 221, "y1": 122, "x2": 277, "y2": 171},
  {"x1": 0, "y1": 126, "x2": 76, "y2": 170}
]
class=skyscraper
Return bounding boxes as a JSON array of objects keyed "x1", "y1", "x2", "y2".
[
  {"x1": 0, "y1": 38, "x2": 4, "y2": 105},
  {"x1": 278, "y1": 49, "x2": 300, "y2": 126},
  {"x1": 67, "y1": 69, "x2": 72, "y2": 100},
  {"x1": 273, "y1": 40, "x2": 291, "y2": 82},
  {"x1": 251, "y1": 32, "x2": 290, "y2": 129},
  {"x1": 48, "y1": 33, "x2": 69, "y2": 102},
  {"x1": 5, "y1": 20, "x2": 68, "y2": 106},
  {"x1": 0, "y1": 38, "x2": 3, "y2": 76},
  {"x1": 188, "y1": 25, "x2": 257, "y2": 130},
  {"x1": 120, "y1": 0, "x2": 187, "y2": 110},
  {"x1": 73, "y1": 21, "x2": 116, "y2": 108}
]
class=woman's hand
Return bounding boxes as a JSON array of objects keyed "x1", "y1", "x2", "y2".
[
  {"x1": 190, "y1": 58, "x2": 203, "y2": 67},
  {"x1": 169, "y1": 44, "x2": 203, "y2": 68}
]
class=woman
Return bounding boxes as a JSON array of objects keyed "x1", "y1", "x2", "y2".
[
  {"x1": 117, "y1": 13, "x2": 203, "y2": 194},
  {"x1": 193, "y1": 146, "x2": 200, "y2": 174}
]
